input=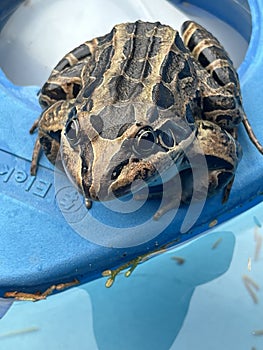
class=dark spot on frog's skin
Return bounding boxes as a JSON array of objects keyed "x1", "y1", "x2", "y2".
[
  {"x1": 125, "y1": 59, "x2": 146, "y2": 80},
  {"x1": 68, "y1": 106, "x2": 77, "y2": 120},
  {"x1": 111, "y1": 159, "x2": 129, "y2": 180},
  {"x1": 40, "y1": 135, "x2": 53, "y2": 155},
  {"x1": 54, "y1": 58, "x2": 70, "y2": 72},
  {"x1": 57, "y1": 64, "x2": 83, "y2": 78},
  {"x1": 132, "y1": 36, "x2": 151, "y2": 60},
  {"x1": 185, "y1": 104, "x2": 195, "y2": 124},
  {"x1": 212, "y1": 66, "x2": 237, "y2": 87},
  {"x1": 215, "y1": 113, "x2": 242, "y2": 128},
  {"x1": 199, "y1": 121, "x2": 215, "y2": 131},
  {"x1": 178, "y1": 60, "x2": 192, "y2": 80},
  {"x1": 160, "y1": 51, "x2": 183, "y2": 84},
  {"x1": 92, "y1": 45, "x2": 115, "y2": 77},
  {"x1": 90, "y1": 104, "x2": 135, "y2": 140},
  {"x1": 143, "y1": 61, "x2": 152, "y2": 79},
  {"x1": 40, "y1": 100, "x2": 49, "y2": 108},
  {"x1": 117, "y1": 123, "x2": 133, "y2": 137},
  {"x1": 205, "y1": 155, "x2": 233, "y2": 170},
  {"x1": 81, "y1": 147, "x2": 94, "y2": 199},
  {"x1": 71, "y1": 43, "x2": 91, "y2": 61},
  {"x1": 174, "y1": 32, "x2": 188, "y2": 53},
  {"x1": 198, "y1": 46, "x2": 230, "y2": 69},
  {"x1": 123, "y1": 39, "x2": 132, "y2": 58},
  {"x1": 181, "y1": 21, "x2": 191, "y2": 35},
  {"x1": 73, "y1": 83, "x2": 81, "y2": 97},
  {"x1": 152, "y1": 82, "x2": 175, "y2": 109},
  {"x1": 90, "y1": 115, "x2": 104, "y2": 134},
  {"x1": 41, "y1": 82, "x2": 67, "y2": 101},
  {"x1": 124, "y1": 57, "x2": 151, "y2": 80},
  {"x1": 203, "y1": 95, "x2": 235, "y2": 112},
  {"x1": 110, "y1": 75, "x2": 144, "y2": 101},
  {"x1": 82, "y1": 77, "x2": 103, "y2": 98},
  {"x1": 157, "y1": 128, "x2": 176, "y2": 148},
  {"x1": 148, "y1": 36, "x2": 162, "y2": 58},
  {"x1": 126, "y1": 22, "x2": 136, "y2": 34},
  {"x1": 48, "y1": 130, "x2": 61, "y2": 143},
  {"x1": 146, "y1": 106, "x2": 159, "y2": 123},
  {"x1": 187, "y1": 28, "x2": 215, "y2": 52},
  {"x1": 124, "y1": 22, "x2": 162, "y2": 62},
  {"x1": 97, "y1": 28, "x2": 115, "y2": 46},
  {"x1": 206, "y1": 76, "x2": 220, "y2": 89},
  {"x1": 215, "y1": 114, "x2": 234, "y2": 124},
  {"x1": 81, "y1": 99, "x2": 94, "y2": 112},
  {"x1": 135, "y1": 21, "x2": 159, "y2": 36},
  {"x1": 198, "y1": 51, "x2": 210, "y2": 68}
]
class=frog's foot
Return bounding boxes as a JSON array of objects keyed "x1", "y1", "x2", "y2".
[
  {"x1": 85, "y1": 198, "x2": 92, "y2": 209},
  {"x1": 29, "y1": 119, "x2": 42, "y2": 175},
  {"x1": 134, "y1": 191, "x2": 180, "y2": 220},
  {"x1": 30, "y1": 138, "x2": 42, "y2": 176},
  {"x1": 134, "y1": 189, "x2": 162, "y2": 201},
  {"x1": 222, "y1": 176, "x2": 235, "y2": 203},
  {"x1": 134, "y1": 176, "x2": 182, "y2": 220},
  {"x1": 134, "y1": 190, "x2": 179, "y2": 220},
  {"x1": 153, "y1": 195, "x2": 181, "y2": 220}
]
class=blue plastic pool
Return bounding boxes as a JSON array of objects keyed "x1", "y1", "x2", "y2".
[{"x1": 0, "y1": 0, "x2": 262, "y2": 349}]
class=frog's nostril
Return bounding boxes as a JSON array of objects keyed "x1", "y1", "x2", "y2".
[{"x1": 111, "y1": 159, "x2": 129, "y2": 180}]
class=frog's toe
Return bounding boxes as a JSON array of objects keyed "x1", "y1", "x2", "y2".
[
  {"x1": 134, "y1": 190, "x2": 162, "y2": 201},
  {"x1": 85, "y1": 198, "x2": 92, "y2": 209},
  {"x1": 30, "y1": 138, "x2": 42, "y2": 176},
  {"x1": 153, "y1": 196, "x2": 180, "y2": 220},
  {"x1": 29, "y1": 118, "x2": 39, "y2": 134}
]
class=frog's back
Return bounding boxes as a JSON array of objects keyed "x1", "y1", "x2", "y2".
[{"x1": 80, "y1": 20, "x2": 199, "y2": 113}]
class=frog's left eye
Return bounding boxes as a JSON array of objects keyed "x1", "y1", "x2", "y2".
[
  {"x1": 158, "y1": 128, "x2": 177, "y2": 149},
  {"x1": 133, "y1": 127, "x2": 157, "y2": 156},
  {"x1": 65, "y1": 118, "x2": 80, "y2": 146}
]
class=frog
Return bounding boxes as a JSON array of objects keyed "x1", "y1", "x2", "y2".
[{"x1": 30, "y1": 20, "x2": 263, "y2": 218}]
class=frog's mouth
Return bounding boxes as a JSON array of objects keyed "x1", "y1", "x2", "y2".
[
  {"x1": 109, "y1": 159, "x2": 157, "y2": 199},
  {"x1": 108, "y1": 149, "x2": 184, "y2": 201}
]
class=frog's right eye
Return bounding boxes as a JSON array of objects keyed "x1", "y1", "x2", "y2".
[
  {"x1": 133, "y1": 126, "x2": 157, "y2": 156},
  {"x1": 65, "y1": 118, "x2": 80, "y2": 147}
]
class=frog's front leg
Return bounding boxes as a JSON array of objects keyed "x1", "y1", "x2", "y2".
[
  {"x1": 30, "y1": 100, "x2": 74, "y2": 175},
  {"x1": 184, "y1": 120, "x2": 241, "y2": 202}
]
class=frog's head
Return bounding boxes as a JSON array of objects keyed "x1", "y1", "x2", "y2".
[{"x1": 60, "y1": 103, "x2": 196, "y2": 203}]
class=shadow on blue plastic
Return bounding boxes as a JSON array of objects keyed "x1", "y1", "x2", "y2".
[{"x1": 0, "y1": 0, "x2": 262, "y2": 296}]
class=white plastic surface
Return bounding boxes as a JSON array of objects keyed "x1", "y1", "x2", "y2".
[{"x1": 0, "y1": 0, "x2": 248, "y2": 85}]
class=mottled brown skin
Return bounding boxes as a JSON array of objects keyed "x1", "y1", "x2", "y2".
[{"x1": 30, "y1": 20, "x2": 259, "y2": 215}]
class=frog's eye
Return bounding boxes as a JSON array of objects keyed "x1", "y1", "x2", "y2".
[
  {"x1": 158, "y1": 128, "x2": 176, "y2": 149},
  {"x1": 65, "y1": 118, "x2": 80, "y2": 146},
  {"x1": 133, "y1": 127, "x2": 156, "y2": 155}
]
